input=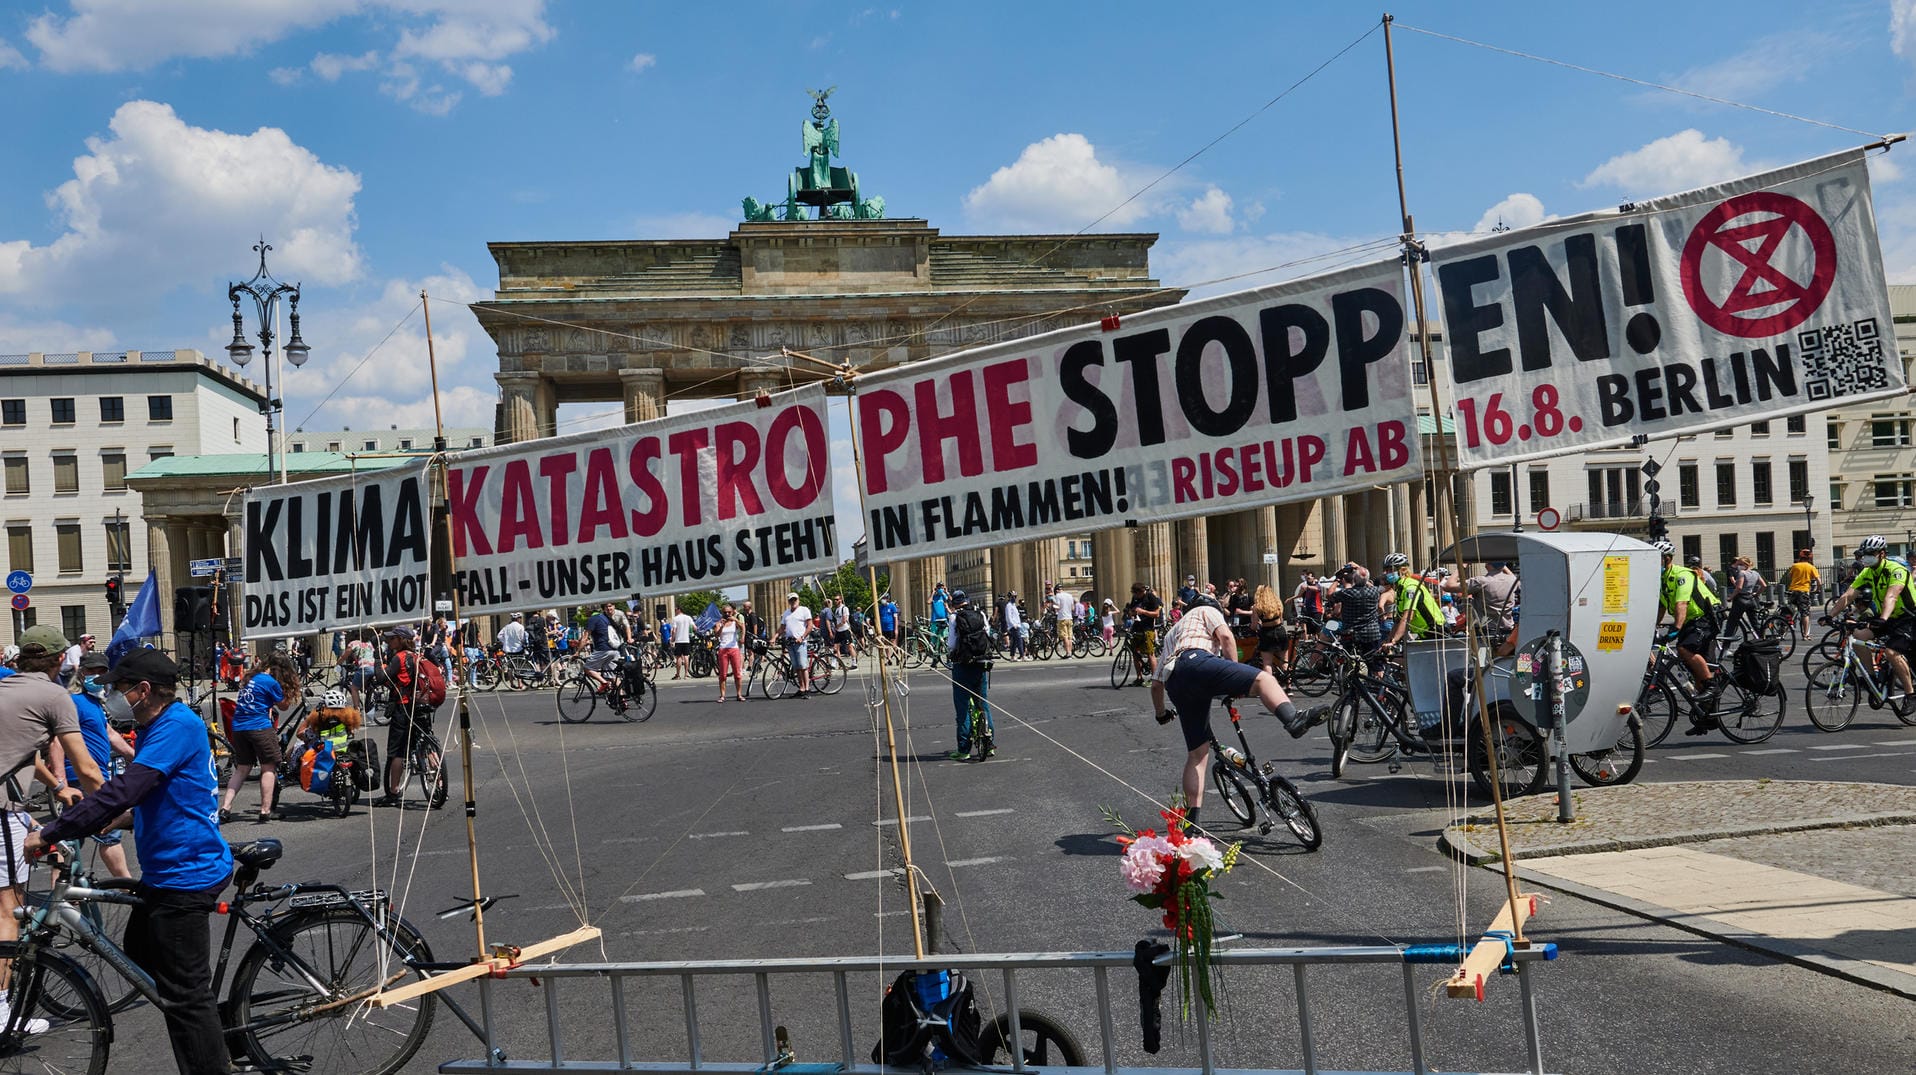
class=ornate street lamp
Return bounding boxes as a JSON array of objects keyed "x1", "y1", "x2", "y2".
[{"x1": 226, "y1": 239, "x2": 311, "y2": 483}]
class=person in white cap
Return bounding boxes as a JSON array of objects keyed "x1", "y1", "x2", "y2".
[
  {"x1": 781, "y1": 593, "x2": 814, "y2": 694},
  {"x1": 497, "y1": 611, "x2": 528, "y2": 656}
]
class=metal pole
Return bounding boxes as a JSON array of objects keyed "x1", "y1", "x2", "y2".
[
  {"x1": 274, "y1": 297, "x2": 288, "y2": 485},
  {"x1": 1549, "y1": 631, "x2": 1574, "y2": 822}
]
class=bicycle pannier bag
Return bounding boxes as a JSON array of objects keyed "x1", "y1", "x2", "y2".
[
  {"x1": 869, "y1": 969, "x2": 985, "y2": 1067},
  {"x1": 299, "y1": 740, "x2": 337, "y2": 796},
  {"x1": 952, "y1": 607, "x2": 992, "y2": 665},
  {"x1": 347, "y1": 738, "x2": 382, "y2": 792},
  {"x1": 1733, "y1": 639, "x2": 1782, "y2": 693}
]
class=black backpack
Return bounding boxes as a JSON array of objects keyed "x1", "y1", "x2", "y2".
[
  {"x1": 952, "y1": 607, "x2": 992, "y2": 665},
  {"x1": 1733, "y1": 638, "x2": 1782, "y2": 693},
  {"x1": 870, "y1": 969, "x2": 985, "y2": 1068}
]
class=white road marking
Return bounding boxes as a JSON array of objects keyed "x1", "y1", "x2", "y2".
[
  {"x1": 943, "y1": 856, "x2": 1006, "y2": 869},
  {"x1": 1405, "y1": 866, "x2": 1445, "y2": 874},
  {"x1": 873, "y1": 816, "x2": 931, "y2": 827},
  {"x1": 690, "y1": 830, "x2": 751, "y2": 838},
  {"x1": 1741, "y1": 748, "x2": 1799, "y2": 755},
  {"x1": 622, "y1": 889, "x2": 705, "y2": 902},
  {"x1": 1811, "y1": 749, "x2": 1916, "y2": 762},
  {"x1": 1874, "y1": 738, "x2": 1916, "y2": 746},
  {"x1": 416, "y1": 849, "x2": 464, "y2": 857},
  {"x1": 781, "y1": 823, "x2": 843, "y2": 832},
  {"x1": 845, "y1": 868, "x2": 905, "y2": 881},
  {"x1": 954, "y1": 809, "x2": 1015, "y2": 818},
  {"x1": 1808, "y1": 744, "x2": 1867, "y2": 751},
  {"x1": 603, "y1": 836, "x2": 646, "y2": 844},
  {"x1": 619, "y1": 925, "x2": 712, "y2": 937},
  {"x1": 1662, "y1": 753, "x2": 1729, "y2": 760},
  {"x1": 733, "y1": 879, "x2": 812, "y2": 892}
]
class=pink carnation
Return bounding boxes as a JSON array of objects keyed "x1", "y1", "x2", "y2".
[{"x1": 1120, "y1": 835, "x2": 1176, "y2": 893}]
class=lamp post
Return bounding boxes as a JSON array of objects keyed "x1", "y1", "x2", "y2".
[{"x1": 225, "y1": 239, "x2": 311, "y2": 484}]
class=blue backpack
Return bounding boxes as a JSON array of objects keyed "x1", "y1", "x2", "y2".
[{"x1": 299, "y1": 739, "x2": 337, "y2": 796}]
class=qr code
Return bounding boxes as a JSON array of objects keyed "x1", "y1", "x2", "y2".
[{"x1": 1798, "y1": 318, "x2": 1887, "y2": 401}]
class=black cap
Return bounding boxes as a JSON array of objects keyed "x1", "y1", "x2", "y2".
[
  {"x1": 78, "y1": 652, "x2": 110, "y2": 672},
  {"x1": 103, "y1": 648, "x2": 179, "y2": 688}
]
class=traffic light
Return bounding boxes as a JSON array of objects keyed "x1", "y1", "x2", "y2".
[{"x1": 103, "y1": 574, "x2": 124, "y2": 619}]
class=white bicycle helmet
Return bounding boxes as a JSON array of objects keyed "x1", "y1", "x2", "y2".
[
  {"x1": 1651, "y1": 540, "x2": 1675, "y2": 556},
  {"x1": 322, "y1": 688, "x2": 348, "y2": 709},
  {"x1": 1859, "y1": 534, "x2": 1889, "y2": 554},
  {"x1": 1382, "y1": 552, "x2": 1410, "y2": 570}
]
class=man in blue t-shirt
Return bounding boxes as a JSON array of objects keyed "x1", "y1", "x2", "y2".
[
  {"x1": 878, "y1": 593, "x2": 900, "y2": 643},
  {"x1": 32, "y1": 649, "x2": 234, "y2": 1074},
  {"x1": 929, "y1": 583, "x2": 950, "y2": 652},
  {"x1": 44, "y1": 652, "x2": 134, "y2": 879}
]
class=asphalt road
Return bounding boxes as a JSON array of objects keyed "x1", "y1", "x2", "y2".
[{"x1": 94, "y1": 652, "x2": 1916, "y2": 1074}]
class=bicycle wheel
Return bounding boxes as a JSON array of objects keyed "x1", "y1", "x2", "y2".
[
  {"x1": 1287, "y1": 644, "x2": 1336, "y2": 698},
  {"x1": 415, "y1": 737, "x2": 449, "y2": 806},
  {"x1": 814, "y1": 657, "x2": 846, "y2": 695},
  {"x1": 1344, "y1": 693, "x2": 1398, "y2": 765},
  {"x1": 0, "y1": 942, "x2": 109, "y2": 1074},
  {"x1": 1635, "y1": 679, "x2": 1678, "y2": 748},
  {"x1": 472, "y1": 659, "x2": 501, "y2": 692},
  {"x1": 1717, "y1": 681, "x2": 1786, "y2": 744},
  {"x1": 50, "y1": 866, "x2": 140, "y2": 1016},
  {"x1": 1209, "y1": 763, "x2": 1256, "y2": 826},
  {"x1": 977, "y1": 1010, "x2": 1085, "y2": 1068},
  {"x1": 1757, "y1": 617, "x2": 1797, "y2": 661},
  {"x1": 765, "y1": 663, "x2": 791, "y2": 700},
  {"x1": 1109, "y1": 645, "x2": 1132, "y2": 689},
  {"x1": 1803, "y1": 659, "x2": 1861, "y2": 732},
  {"x1": 689, "y1": 647, "x2": 715, "y2": 678},
  {"x1": 228, "y1": 908, "x2": 436, "y2": 1075},
  {"x1": 1265, "y1": 775, "x2": 1322, "y2": 851},
  {"x1": 1571, "y1": 716, "x2": 1645, "y2": 787},
  {"x1": 1327, "y1": 696, "x2": 1356, "y2": 778},
  {"x1": 554, "y1": 675, "x2": 598, "y2": 723},
  {"x1": 210, "y1": 732, "x2": 235, "y2": 789},
  {"x1": 1801, "y1": 629, "x2": 1845, "y2": 678},
  {"x1": 1470, "y1": 706, "x2": 1548, "y2": 801},
  {"x1": 622, "y1": 675, "x2": 657, "y2": 722}
]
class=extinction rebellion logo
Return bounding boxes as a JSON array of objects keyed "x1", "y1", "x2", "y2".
[{"x1": 1679, "y1": 190, "x2": 1837, "y2": 339}]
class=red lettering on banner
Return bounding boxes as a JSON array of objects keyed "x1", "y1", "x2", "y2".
[
  {"x1": 858, "y1": 389, "x2": 910, "y2": 495},
  {"x1": 981, "y1": 359, "x2": 1038, "y2": 472},
  {"x1": 668, "y1": 428, "x2": 711, "y2": 526},
  {"x1": 713, "y1": 421, "x2": 764, "y2": 520},
  {"x1": 1214, "y1": 448, "x2": 1239, "y2": 497},
  {"x1": 1172, "y1": 456, "x2": 1198, "y2": 503},
  {"x1": 538, "y1": 452, "x2": 577, "y2": 549},
  {"x1": 497, "y1": 459, "x2": 543, "y2": 553},
  {"x1": 1344, "y1": 427, "x2": 1376, "y2": 476},
  {"x1": 446, "y1": 465, "x2": 492, "y2": 557},
  {"x1": 916, "y1": 373, "x2": 985, "y2": 484},
  {"x1": 1377, "y1": 420, "x2": 1410, "y2": 470},
  {"x1": 1241, "y1": 442, "x2": 1265, "y2": 494},
  {"x1": 766, "y1": 404, "x2": 828, "y2": 509},
  {"x1": 576, "y1": 448, "x2": 628, "y2": 543},
  {"x1": 1300, "y1": 436, "x2": 1326, "y2": 482},
  {"x1": 626, "y1": 436, "x2": 669, "y2": 537}
]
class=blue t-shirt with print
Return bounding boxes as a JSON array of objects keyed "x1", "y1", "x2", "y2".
[
  {"x1": 229, "y1": 672, "x2": 285, "y2": 732},
  {"x1": 879, "y1": 601, "x2": 898, "y2": 631},
  {"x1": 132, "y1": 701, "x2": 233, "y2": 890},
  {"x1": 66, "y1": 691, "x2": 113, "y2": 786},
  {"x1": 931, "y1": 591, "x2": 948, "y2": 620}
]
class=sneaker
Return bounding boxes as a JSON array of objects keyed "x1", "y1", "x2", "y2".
[
  {"x1": 947, "y1": 747, "x2": 970, "y2": 761},
  {"x1": 257, "y1": 809, "x2": 281, "y2": 824},
  {"x1": 984, "y1": 740, "x2": 997, "y2": 758},
  {"x1": 374, "y1": 794, "x2": 404, "y2": 808},
  {"x1": 0, "y1": 999, "x2": 49, "y2": 1036},
  {"x1": 218, "y1": 808, "x2": 233, "y2": 825},
  {"x1": 1284, "y1": 705, "x2": 1330, "y2": 739}
]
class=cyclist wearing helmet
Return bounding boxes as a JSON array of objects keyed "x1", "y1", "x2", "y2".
[
  {"x1": 1382, "y1": 552, "x2": 1444, "y2": 645},
  {"x1": 1829, "y1": 535, "x2": 1916, "y2": 716},
  {"x1": 1654, "y1": 540, "x2": 1725, "y2": 726}
]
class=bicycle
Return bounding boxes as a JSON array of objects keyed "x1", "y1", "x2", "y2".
[
  {"x1": 1634, "y1": 637, "x2": 1787, "y2": 746},
  {"x1": 1803, "y1": 618, "x2": 1916, "y2": 732},
  {"x1": 957, "y1": 684, "x2": 995, "y2": 761},
  {"x1": 755, "y1": 640, "x2": 846, "y2": 698},
  {"x1": 556, "y1": 658, "x2": 657, "y2": 723},
  {"x1": 1750, "y1": 600, "x2": 1801, "y2": 660},
  {"x1": 1206, "y1": 696, "x2": 1321, "y2": 850},
  {"x1": 1108, "y1": 629, "x2": 1152, "y2": 688},
  {"x1": 3, "y1": 836, "x2": 461, "y2": 1075}
]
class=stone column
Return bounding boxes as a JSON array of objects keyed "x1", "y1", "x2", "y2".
[
  {"x1": 1253, "y1": 506, "x2": 1281, "y2": 594},
  {"x1": 146, "y1": 516, "x2": 173, "y2": 641},
  {"x1": 1321, "y1": 496, "x2": 1347, "y2": 570},
  {"x1": 1091, "y1": 527, "x2": 1132, "y2": 604},
  {"x1": 991, "y1": 544, "x2": 1027, "y2": 612},
  {"x1": 496, "y1": 372, "x2": 544, "y2": 445},
  {"x1": 1175, "y1": 518, "x2": 1210, "y2": 587},
  {"x1": 620, "y1": 368, "x2": 667, "y2": 425},
  {"x1": 1408, "y1": 478, "x2": 1430, "y2": 564},
  {"x1": 1133, "y1": 523, "x2": 1173, "y2": 597}
]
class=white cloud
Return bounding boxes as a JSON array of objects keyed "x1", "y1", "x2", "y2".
[
  {"x1": 1894, "y1": 0, "x2": 1916, "y2": 60},
  {"x1": 1668, "y1": 31, "x2": 1841, "y2": 101},
  {"x1": 1474, "y1": 193, "x2": 1549, "y2": 233},
  {"x1": 1873, "y1": 153, "x2": 1906, "y2": 184},
  {"x1": 1154, "y1": 231, "x2": 1392, "y2": 299},
  {"x1": 0, "y1": 38, "x2": 28, "y2": 70},
  {"x1": 311, "y1": 49, "x2": 379, "y2": 81},
  {"x1": 0, "y1": 101, "x2": 363, "y2": 314},
  {"x1": 459, "y1": 61, "x2": 512, "y2": 96},
  {"x1": 0, "y1": 314, "x2": 116, "y2": 353},
  {"x1": 963, "y1": 133, "x2": 1155, "y2": 232},
  {"x1": 1176, "y1": 186, "x2": 1235, "y2": 235},
  {"x1": 1580, "y1": 130, "x2": 1751, "y2": 198},
  {"x1": 632, "y1": 212, "x2": 738, "y2": 238},
  {"x1": 628, "y1": 52, "x2": 656, "y2": 73},
  {"x1": 268, "y1": 66, "x2": 302, "y2": 86}
]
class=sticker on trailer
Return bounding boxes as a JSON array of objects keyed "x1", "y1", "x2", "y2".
[
  {"x1": 1602, "y1": 556, "x2": 1631, "y2": 614},
  {"x1": 1596, "y1": 621, "x2": 1627, "y2": 651}
]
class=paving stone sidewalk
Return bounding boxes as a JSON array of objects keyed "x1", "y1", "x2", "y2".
[{"x1": 1440, "y1": 781, "x2": 1916, "y2": 998}]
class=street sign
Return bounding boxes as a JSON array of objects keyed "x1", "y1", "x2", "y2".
[
  {"x1": 223, "y1": 557, "x2": 243, "y2": 573},
  {"x1": 1536, "y1": 506, "x2": 1562, "y2": 531},
  {"x1": 9, "y1": 594, "x2": 27, "y2": 612},
  {"x1": 1640, "y1": 459, "x2": 1661, "y2": 478},
  {"x1": 434, "y1": 599, "x2": 454, "y2": 613},
  {"x1": 188, "y1": 558, "x2": 224, "y2": 578},
  {"x1": 4, "y1": 571, "x2": 29, "y2": 595},
  {"x1": 1262, "y1": 552, "x2": 1279, "y2": 564}
]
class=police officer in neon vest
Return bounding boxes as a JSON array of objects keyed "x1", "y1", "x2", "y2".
[
  {"x1": 1383, "y1": 552, "x2": 1445, "y2": 647},
  {"x1": 1829, "y1": 534, "x2": 1916, "y2": 719}
]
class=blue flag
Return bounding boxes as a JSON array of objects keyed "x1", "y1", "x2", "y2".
[
  {"x1": 693, "y1": 604, "x2": 722, "y2": 633},
  {"x1": 106, "y1": 569, "x2": 161, "y2": 668}
]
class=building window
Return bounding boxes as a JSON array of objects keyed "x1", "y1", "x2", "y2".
[
  {"x1": 1528, "y1": 469, "x2": 1550, "y2": 512},
  {"x1": 55, "y1": 522, "x2": 82, "y2": 573},
  {"x1": 1873, "y1": 475, "x2": 1915, "y2": 508},
  {"x1": 1752, "y1": 461, "x2": 1772, "y2": 506},
  {"x1": 325, "y1": 441, "x2": 341, "y2": 452},
  {"x1": 1755, "y1": 533, "x2": 1776, "y2": 578},
  {"x1": 1715, "y1": 428, "x2": 1733, "y2": 439},
  {"x1": 1827, "y1": 419, "x2": 1842, "y2": 450},
  {"x1": 50, "y1": 398, "x2": 74, "y2": 424},
  {"x1": 1488, "y1": 471, "x2": 1512, "y2": 516},
  {"x1": 105, "y1": 518, "x2": 130, "y2": 571},
  {"x1": 148, "y1": 447, "x2": 172, "y2": 462},
  {"x1": 363, "y1": 439, "x2": 377, "y2": 451},
  {"x1": 2, "y1": 456, "x2": 25, "y2": 496},
  {"x1": 101, "y1": 452, "x2": 126, "y2": 492},
  {"x1": 99, "y1": 397, "x2": 124, "y2": 423},
  {"x1": 5, "y1": 525, "x2": 31, "y2": 573},
  {"x1": 233, "y1": 417, "x2": 241, "y2": 442},
  {"x1": 52, "y1": 454, "x2": 78, "y2": 495},
  {"x1": 1719, "y1": 534, "x2": 1738, "y2": 571},
  {"x1": 1678, "y1": 463, "x2": 1699, "y2": 509},
  {"x1": 147, "y1": 395, "x2": 172, "y2": 421},
  {"x1": 291, "y1": 442, "x2": 304, "y2": 454},
  {"x1": 60, "y1": 605, "x2": 87, "y2": 641},
  {"x1": 1792, "y1": 530, "x2": 1811, "y2": 557},
  {"x1": 1715, "y1": 463, "x2": 1737, "y2": 507},
  {"x1": 468, "y1": 437, "x2": 483, "y2": 448},
  {"x1": 398, "y1": 438, "x2": 413, "y2": 450},
  {"x1": 1831, "y1": 481, "x2": 1844, "y2": 509},
  {"x1": 1681, "y1": 534, "x2": 1702, "y2": 564},
  {"x1": 1871, "y1": 416, "x2": 1911, "y2": 447},
  {"x1": 1787, "y1": 415, "x2": 1806, "y2": 435},
  {"x1": 1751, "y1": 420, "x2": 1770, "y2": 437},
  {"x1": 0, "y1": 400, "x2": 22, "y2": 425},
  {"x1": 1412, "y1": 359, "x2": 1428, "y2": 385},
  {"x1": 1787, "y1": 460, "x2": 1809, "y2": 504}
]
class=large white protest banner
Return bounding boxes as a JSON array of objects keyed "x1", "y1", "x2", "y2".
[
  {"x1": 854, "y1": 258, "x2": 1423, "y2": 559},
  {"x1": 1433, "y1": 148, "x2": 1899, "y2": 468},
  {"x1": 444, "y1": 385, "x2": 836, "y2": 612},
  {"x1": 243, "y1": 462, "x2": 434, "y2": 639}
]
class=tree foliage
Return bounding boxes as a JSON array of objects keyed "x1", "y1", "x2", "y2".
[
  {"x1": 795, "y1": 560, "x2": 891, "y2": 617},
  {"x1": 672, "y1": 590, "x2": 726, "y2": 617}
]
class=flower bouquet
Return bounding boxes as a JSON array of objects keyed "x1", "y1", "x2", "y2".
[{"x1": 1108, "y1": 807, "x2": 1239, "y2": 1019}]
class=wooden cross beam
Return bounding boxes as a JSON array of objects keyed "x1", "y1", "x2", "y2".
[
  {"x1": 370, "y1": 926, "x2": 602, "y2": 1009},
  {"x1": 1445, "y1": 894, "x2": 1541, "y2": 1000}
]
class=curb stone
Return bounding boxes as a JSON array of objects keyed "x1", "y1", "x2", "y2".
[{"x1": 1441, "y1": 812, "x2": 1916, "y2": 865}]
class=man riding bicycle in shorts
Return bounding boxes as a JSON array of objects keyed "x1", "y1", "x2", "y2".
[
  {"x1": 1149, "y1": 594, "x2": 1322, "y2": 833},
  {"x1": 1127, "y1": 583, "x2": 1163, "y2": 679},
  {"x1": 1829, "y1": 534, "x2": 1916, "y2": 719},
  {"x1": 1653, "y1": 540, "x2": 1725, "y2": 732},
  {"x1": 377, "y1": 626, "x2": 445, "y2": 808}
]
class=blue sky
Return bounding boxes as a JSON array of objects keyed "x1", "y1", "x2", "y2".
[{"x1": 1, "y1": 0, "x2": 1912, "y2": 543}]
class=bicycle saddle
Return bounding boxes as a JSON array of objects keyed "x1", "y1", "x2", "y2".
[{"x1": 229, "y1": 838, "x2": 284, "y2": 869}]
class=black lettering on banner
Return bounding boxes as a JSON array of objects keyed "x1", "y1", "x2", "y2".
[
  {"x1": 1258, "y1": 303, "x2": 1329, "y2": 424},
  {"x1": 1438, "y1": 254, "x2": 1509, "y2": 384},
  {"x1": 1510, "y1": 234, "x2": 1609, "y2": 371},
  {"x1": 1061, "y1": 339, "x2": 1119, "y2": 458},
  {"x1": 1175, "y1": 316, "x2": 1259, "y2": 436},
  {"x1": 1112, "y1": 329, "x2": 1172, "y2": 447},
  {"x1": 1331, "y1": 287, "x2": 1405, "y2": 411}
]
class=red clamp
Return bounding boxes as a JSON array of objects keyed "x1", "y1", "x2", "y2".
[{"x1": 1099, "y1": 313, "x2": 1122, "y2": 332}]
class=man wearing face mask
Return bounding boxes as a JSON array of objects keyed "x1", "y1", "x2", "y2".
[
  {"x1": 1828, "y1": 534, "x2": 1916, "y2": 718},
  {"x1": 43, "y1": 652, "x2": 135, "y2": 880},
  {"x1": 26, "y1": 648, "x2": 232, "y2": 1073}
]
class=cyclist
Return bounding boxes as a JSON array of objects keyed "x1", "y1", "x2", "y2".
[
  {"x1": 1828, "y1": 534, "x2": 1916, "y2": 718},
  {"x1": 1726, "y1": 556, "x2": 1766, "y2": 640},
  {"x1": 1323, "y1": 563, "x2": 1385, "y2": 655},
  {"x1": 44, "y1": 652, "x2": 135, "y2": 879},
  {"x1": 1784, "y1": 549, "x2": 1821, "y2": 631},
  {"x1": 497, "y1": 611, "x2": 528, "y2": 659},
  {"x1": 877, "y1": 592, "x2": 900, "y2": 644},
  {"x1": 377, "y1": 626, "x2": 444, "y2": 808},
  {"x1": 741, "y1": 599, "x2": 766, "y2": 642},
  {"x1": 946, "y1": 590, "x2": 995, "y2": 758},
  {"x1": 1383, "y1": 552, "x2": 1444, "y2": 646},
  {"x1": 782, "y1": 592, "x2": 814, "y2": 694},
  {"x1": 1149, "y1": 593, "x2": 1321, "y2": 833},
  {"x1": 1654, "y1": 540, "x2": 1725, "y2": 730},
  {"x1": 1127, "y1": 583, "x2": 1164, "y2": 681}
]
